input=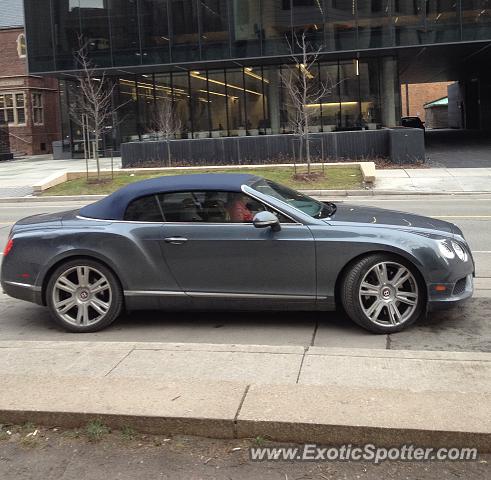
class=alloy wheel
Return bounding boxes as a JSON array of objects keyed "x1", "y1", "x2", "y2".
[
  {"x1": 52, "y1": 265, "x2": 113, "y2": 327},
  {"x1": 358, "y1": 261, "x2": 419, "y2": 327}
]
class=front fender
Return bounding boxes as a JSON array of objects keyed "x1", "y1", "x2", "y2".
[{"x1": 309, "y1": 224, "x2": 453, "y2": 299}]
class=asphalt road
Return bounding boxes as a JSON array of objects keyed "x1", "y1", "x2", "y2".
[{"x1": 0, "y1": 195, "x2": 490, "y2": 351}]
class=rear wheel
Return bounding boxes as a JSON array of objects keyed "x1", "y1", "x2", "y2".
[
  {"x1": 46, "y1": 259, "x2": 123, "y2": 333},
  {"x1": 341, "y1": 254, "x2": 425, "y2": 333}
]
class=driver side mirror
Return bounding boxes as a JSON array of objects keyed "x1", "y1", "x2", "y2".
[{"x1": 253, "y1": 211, "x2": 281, "y2": 232}]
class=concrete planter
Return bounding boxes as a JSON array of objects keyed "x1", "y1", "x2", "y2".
[{"x1": 121, "y1": 129, "x2": 424, "y2": 168}]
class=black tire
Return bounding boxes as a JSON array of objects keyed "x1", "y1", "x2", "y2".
[
  {"x1": 46, "y1": 258, "x2": 123, "y2": 333},
  {"x1": 341, "y1": 253, "x2": 425, "y2": 334}
]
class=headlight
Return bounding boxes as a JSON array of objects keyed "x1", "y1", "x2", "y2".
[
  {"x1": 437, "y1": 240, "x2": 455, "y2": 259},
  {"x1": 451, "y1": 241, "x2": 468, "y2": 262}
]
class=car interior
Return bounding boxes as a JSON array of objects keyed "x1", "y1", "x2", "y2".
[
  {"x1": 123, "y1": 190, "x2": 292, "y2": 224},
  {"x1": 159, "y1": 191, "x2": 265, "y2": 223}
]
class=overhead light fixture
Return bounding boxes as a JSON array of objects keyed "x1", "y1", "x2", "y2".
[
  {"x1": 244, "y1": 67, "x2": 269, "y2": 83},
  {"x1": 354, "y1": 59, "x2": 359, "y2": 76},
  {"x1": 190, "y1": 72, "x2": 262, "y2": 96},
  {"x1": 305, "y1": 101, "x2": 358, "y2": 107},
  {"x1": 298, "y1": 64, "x2": 314, "y2": 79},
  {"x1": 198, "y1": 89, "x2": 237, "y2": 100},
  {"x1": 119, "y1": 78, "x2": 188, "y2": 97}
]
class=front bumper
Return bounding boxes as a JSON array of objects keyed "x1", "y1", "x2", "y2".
[
  {"x1": 1, "y1": 280, "x2": 43, "y2": 306},
  {"x1": 427, "y1": 274, "x2": 474, "y2": 311}
]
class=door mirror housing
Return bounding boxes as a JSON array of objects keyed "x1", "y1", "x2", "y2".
[{"x1": 253, "y1": 211, "x2": 281, "y2": 232}]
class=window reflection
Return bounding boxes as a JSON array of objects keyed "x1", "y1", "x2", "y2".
[
  {"x1": 207, "y1": 70, "x2": 229, "y2": 136},
  {"x1": 34, "y1": 0, "x2": 491, "y2": 73},
  {"x1": 171, "y1": 73, "x2": 191, "y2": 138},
  {"x1": 339, "y1": 61, "x2": 359, "y2": 129},
  {"x1": 318, "y1": 62, "x2": 339, "y2": 130},
  {"x1": 110, "y1": 0, "x2": 140, "y2": 65},
  {"x1": 52, "y1": 0, "x2": 85, "y2": 69},
  {"x1": 461, "y1": 0, "x2": 491, "y2": 40},
  {"x1": 327, "y1": 0, "x2": 357, "y2": 51},
  {"x1": 262, "y1": 0, "x2": 291, "y2": 55},
  {"x1": 231, "y1": 0, "x2": 262, "y2": 57},
  {"x1": 357, "y1": 0, "x2": 394, "y2": 49},
  {"x1": 226, "y1": 69, "x2": 246, "y2": 135},
  {"x1": 190, "y1": 71, "x2": 211, "y2": 137},
  {"x1": 140, "y1": 0, "x2": 171, "y2": 64},
  {"x1": 171, "y1": 0, "x2": 200, "y2": 62},
  {"x1": 292, "y1": 0, "x2": 325, "y2": 50},
  {"x1": 263, "y1": 66, "x2": 281, "y2": 134},
  {"x1": 359, "y1": 60, "x2": 381, "y2": 128},
  {"x1": 137, "y1": 74, "x2": 156, "y2": 140},
  {"x1": 393, "y1": 0, "x2": 425, "y2": 46},
  {"x1": 24, "y1": 0, "x2": 54, "y2": 71},
  {"x1": 201, "y1": 0, "x2": 230, "y2": 59},
  {"x1": 425, "y1": 0, "x2": 459, "y2": 43},
  {"x1": 244, "y1": 67, "x2": 266, "y2": 134}
]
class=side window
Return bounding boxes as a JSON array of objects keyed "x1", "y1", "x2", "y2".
[
  {"x1": 124, "y1": 195, "x2": 164, "y2": 222},
  {"x1": 156, "y1": 191, "x2": 293, "y2": 224},
  {"x1": 158, "y1": 192, "x2": 203, "y2": 222}
]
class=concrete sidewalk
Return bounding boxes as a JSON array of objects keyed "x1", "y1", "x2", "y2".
[
  {"x1": 1, "y1": 341, "x2": 490, "y2": 450},
  {"x1": 2, "y1": 155, "x2": 491, "y2": 197},
  {"x1": 375, "y1": 167, "x2": 491, "y2": 193},
  {"x1": 0, "y1": 155, "x2": 121, "y2": 197}
]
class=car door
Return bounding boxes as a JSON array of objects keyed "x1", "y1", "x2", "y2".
[{"x1": 157, "y1": 190, "x2": 316, "y2": 299}]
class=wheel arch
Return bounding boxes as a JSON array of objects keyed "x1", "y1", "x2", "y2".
[
  {"x1": 333, "y1": 249, "x2": 428, "y2": 309},
  {"x1": 40, "y1": 252, "x2": 125, "y2": 306}
]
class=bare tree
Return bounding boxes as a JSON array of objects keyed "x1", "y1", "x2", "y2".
[
  {"x1": 70, "y1": 36, "x2": 115, "y2": 180},
  {"x1": 281, "y1": 31, "x2": 331, "y2": 174},
  {"x1": 152, "y1": 98, "x2": 182, "y2": 167}
]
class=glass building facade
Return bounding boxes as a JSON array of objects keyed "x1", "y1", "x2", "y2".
[{"x1": 24, "y1": 1, "x2": 491, "y2": 151}]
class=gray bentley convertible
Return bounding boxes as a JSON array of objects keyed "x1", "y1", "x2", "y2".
[{"x1": 1, "y1": 174, "x2": 474, "y2": 333}]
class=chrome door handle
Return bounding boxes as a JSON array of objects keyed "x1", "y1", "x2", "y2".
[{"x1": 164, "y1": 237, "x2": 188, "y2": 245}]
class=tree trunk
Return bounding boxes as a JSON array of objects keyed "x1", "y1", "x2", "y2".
[
  {"x1": 304, "y1": 115, "x2": 311, "y2": 174},
  {"x1": 166, "y1": 139, "x2": 172, "y2": 167},
  {"x1": 94, "y1": 133, "x2": 100, "y2": 181}
]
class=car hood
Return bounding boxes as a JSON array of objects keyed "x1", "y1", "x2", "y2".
[{"x1": 328, "y1": 203, "x2": 455, "y2": 235}]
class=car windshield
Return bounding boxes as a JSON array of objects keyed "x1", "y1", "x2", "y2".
[{"x1": 250, "y1": 179, "x2": 335, "y2": 219}]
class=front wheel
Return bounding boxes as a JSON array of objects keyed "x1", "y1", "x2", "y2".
[
  {"x1": 341, "y1": 254, "x2": 425, "y2": 333},
  {"x1": 46, "y1": 259, "x2": 123, "y2": 333}
]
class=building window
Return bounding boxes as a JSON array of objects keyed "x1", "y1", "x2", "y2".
[
  {"x1": 32, "y1": 93, "x2": 44, "y2": 125},
  {"x1": 0, "y1": 93, "x2": 26, "y2": 126},
  {"x1": 17, "y1": 33, "x2": 27, "y2": 58}
]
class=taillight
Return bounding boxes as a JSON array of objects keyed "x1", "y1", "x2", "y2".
[{"x1": 3, "y1": 239, "x2": 13, "y2": 257}]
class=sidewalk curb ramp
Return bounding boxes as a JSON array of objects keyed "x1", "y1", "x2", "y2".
[{"x1": 0, "y1": 342, "x2": 489, "y2": 451}]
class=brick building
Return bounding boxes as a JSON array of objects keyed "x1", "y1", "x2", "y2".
[
  {"x1": 0, "y1": 21, "x2": 61, "y2": 155},
  {"x1": 401, "y1": 82, "x2": 453, "y2": 124}
]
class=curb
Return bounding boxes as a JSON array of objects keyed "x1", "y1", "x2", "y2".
[
  {"x1": 3, "y1": 190, "x2": 491, "y2": 203},
  {"x1": 0, "y1": 195, "x2": 107, "y2": 203},
  {"x1": 0, "y1": 377, "x2": 489, "y2": 452},
  {"x1": 1, "y1": 407, "x2": 488, "y2": 452},
  {"x1": 0, "y1": 343, "x2": 489, "y2": 450}
]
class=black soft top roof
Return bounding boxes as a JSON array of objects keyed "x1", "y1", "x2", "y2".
[{"x1": 79, "y1": 173, "x2": 260, "y2": 220}]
